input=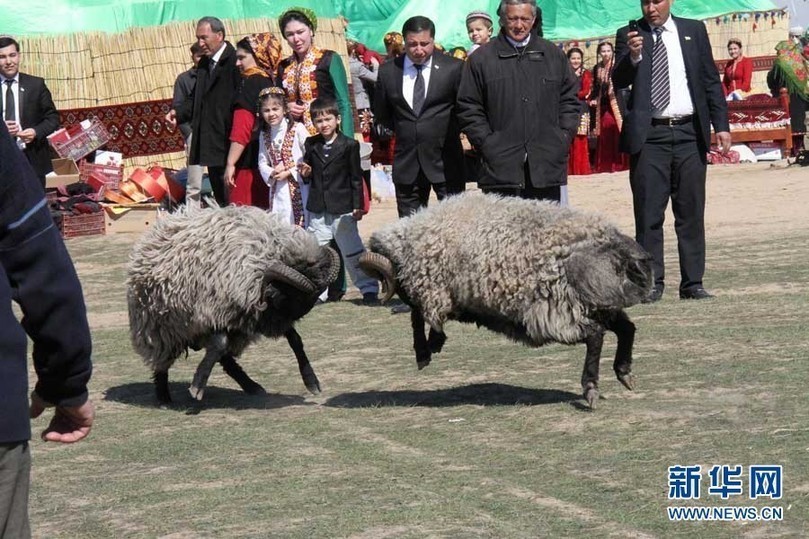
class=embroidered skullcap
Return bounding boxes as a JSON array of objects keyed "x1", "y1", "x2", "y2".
[
  {"x1": 789, "y1": 26, "x2": 804, "y2": 36},
  {"x1": 279, "y1": 7, "x2": 318, "y2": 32},
  {"x1": 258, "y1": 87, "x2": 286, "y2": 99},
  {"x1": 466, "y1": 10, "x2": 493, "y2": 25}
]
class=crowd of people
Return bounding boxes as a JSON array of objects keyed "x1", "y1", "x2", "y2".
[{"x1": 3, "y1": 0, "x2": 809, "y2": 533}]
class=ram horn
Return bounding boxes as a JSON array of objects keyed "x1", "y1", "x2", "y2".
[
  {"x1": 324, "y1": 246, "x2": 341, "y2": 284},
  {"x1": 266, "y1": 261, "x2": 317, "y2": 294},
  {"x1": 358, "y1": 252, "x2": 396, "y2": 303}
]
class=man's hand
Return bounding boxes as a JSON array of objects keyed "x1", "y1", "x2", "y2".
[
  {"x1": 30, "y1": 392, "x2": 95, "y2": 443},
  {"x1": 165, "y1": 109, "x2": 177, "y2": 127},
  {"x1": 18, "y1": 128, "x2": 36, "y2": 144},
  {"x1": 716, "y1": 131, "x2": 732, "y2": 154},
  {"x1": 288, "y1": 102, "x2": 305, "y2": 121},
  {"x1": 352, "y1": 208, "x2": 364, "y2": 220},
  {"x1": 298, "y1": 162, "x2": 312, "y2": 178},
  {"x1": 5, "y1": 120, "x2": 20, "y2": 136},
  {"x1": 627, "y1": 31, "x2": 643, "y2": 62}
]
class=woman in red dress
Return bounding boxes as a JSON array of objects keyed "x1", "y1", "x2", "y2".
[
  {"x1": 723, "y1": 38, "x2": 753, "y2": 99},
  {"x1": 589, "y1": 42, "x2": 628, "y2": 173},
  {"x1": 567, "y1": 47, "x2": 592, "y2": 176},
  {"x1": 225, "y1": 33, "x2": 281, "y2": 208}
]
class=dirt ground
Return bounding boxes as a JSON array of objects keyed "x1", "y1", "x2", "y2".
[{"x1": 359, "y1": 162, "x2": 808, "y2": 243}]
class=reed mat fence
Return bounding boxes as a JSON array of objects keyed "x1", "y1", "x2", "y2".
[{"x1": 19, "y1": 17, "x2": 350, "y2": 171}]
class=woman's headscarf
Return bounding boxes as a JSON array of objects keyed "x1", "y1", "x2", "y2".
[
  {"x1": 242, "y1": 32, "x2": 282, "y2": 78},
  {"x1": 772, "y1": 39, "x2": 809, "y2": 100},
  {"x1": 354, "y1": 43, "x2": 384, "y2": 66},
  {"x1": 236, "y1": 32, "x2": 282, "y2": 112},
  {"x1": 384, "y1": 32, "x2": 404, "y2": 58}
]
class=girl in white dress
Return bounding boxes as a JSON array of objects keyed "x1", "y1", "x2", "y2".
[{"x1": 257, "y1": 87, "x2": 311, "y2": 227}]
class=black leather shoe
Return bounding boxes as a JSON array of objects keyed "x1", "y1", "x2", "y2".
[
  {"x1": 680, "y1": 287, "x2": 714, "y2": 300},
  {"x1": 642, "y1": 285, "x2": 664, "y2": 304}
]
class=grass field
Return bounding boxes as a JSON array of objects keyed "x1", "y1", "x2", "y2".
[{"x1": 25, "y1": 170, "x2": 809, "y2": 538}]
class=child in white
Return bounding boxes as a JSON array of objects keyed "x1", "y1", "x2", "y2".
[{"x1": 257, "y1": 87, "x2": 311, "y2": 228}]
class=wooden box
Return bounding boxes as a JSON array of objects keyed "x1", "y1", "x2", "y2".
[{"x1": 103, "y1": 204, "x2": 161, "y2": 234}]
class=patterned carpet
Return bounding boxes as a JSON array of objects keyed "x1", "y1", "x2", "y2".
[{"x1": 58, "y1": 99, "x2": 185, "y2": 158}]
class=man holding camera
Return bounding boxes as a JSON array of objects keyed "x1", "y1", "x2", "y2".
[{"x1": 613, "y1": 0, "x2": 730, "y2": 303}]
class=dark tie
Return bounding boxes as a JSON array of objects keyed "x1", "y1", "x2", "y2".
[
  {"x1": 4, "y1": 80, "x2": 14, "y2": 122},
  {"x1": 651, "y1": 26, "x2": 670, "y2": 111},
  {"x1": 412, "y1": 64, "x2": 425, "y2": 116}
]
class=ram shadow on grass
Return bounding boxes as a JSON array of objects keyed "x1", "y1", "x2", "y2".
[
  {"x1": 104, "y1": 382, "x2": 312, "y2": 411},
  {"x1": 324, "y1": 383, "x2": 580, "y2": 408}
]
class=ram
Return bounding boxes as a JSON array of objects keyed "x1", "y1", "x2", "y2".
[
  {"x1": 127, "y1": 206, "x2": 339, "y2": 404},
  {"x1": 360, "y1": 193, "x2": 652, "y2": 409}
]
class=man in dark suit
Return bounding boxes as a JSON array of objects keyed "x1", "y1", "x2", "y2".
[
  {"x1": 0, "y1": 36, "x2": 59, "y2": 187},
  {"x1": 373, "y1": 16, "x2": 465, "y2": 218},
  {"x1": 613, "y1": 0, "x2": 731, "y2": 302},
  {"x1": 457, "y1": 0, "x2": 579, "y2": 201},
  {"x1": 171, "y1": 16, "x2": 240, "y2": 206}
]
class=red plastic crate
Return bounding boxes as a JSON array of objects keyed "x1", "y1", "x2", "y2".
[
  {"x1": 80, "y1": 161, "x2": 123, "y2": 191},
  {"x1": 49, "y1": 119, "x2": 111, "y2": 161},
  {"x1": 58, "y1": 212, "x2": 106, "y2": 239}
]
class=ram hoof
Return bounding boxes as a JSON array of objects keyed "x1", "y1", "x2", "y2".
[
  {"x1": 189, "y1": 385, "x2": 205, "y2": 401},
  {"x1": 617, "y1": 373, "x2": 635, "y2": 391},
  {"x1": 584, "y1": 387, "x2": 599, "y2": 410}
]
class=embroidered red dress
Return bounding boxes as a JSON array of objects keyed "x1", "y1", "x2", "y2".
[
  {"x1": 568, "y1": 68, "x2": 593, "y2": 176},
  {"x1": 590, "y1": 61, "x2": 628, "y2": 173},
  {"x1": 228, "y1": 73, "x2": 272, "y2": 208},
  {"x1": 722, "y1": 56, "x2": 753, "y2": 96}
]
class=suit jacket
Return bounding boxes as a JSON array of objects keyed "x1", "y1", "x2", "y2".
[
  {"x1": 303, "y1": 133, "x2": 363, "y2": 215},
  {"x1": 17, "y1": 73, "x2": 59, "y2": 180},
  {"x1": 373, "y1": 53, "x2": 464, "y2": 186},
  {"x1": 177, "y1": 43, "x2": 240, "y2": 167},
  {"x1": 613, "y1": 16, "x2": 729, "y2": 156}
]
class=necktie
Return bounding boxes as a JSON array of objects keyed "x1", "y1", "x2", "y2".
[
  {"x1": 412, "y1": 64, "x2": 425, "y2": 116},
  {"x1": 650, "y1": 26, "x2": 670, "y2": 111},
  {"x1": 4, "y1": 80, "x2": 14, "y2": 122},
  {"x1": 209, "y1": 59, "x2": 217, "y2": 73}
]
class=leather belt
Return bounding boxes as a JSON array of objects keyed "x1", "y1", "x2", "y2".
[{"x1": 651, "y1": 115, "x2": 693, "y2": 126}]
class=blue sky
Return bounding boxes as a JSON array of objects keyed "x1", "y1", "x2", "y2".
[{"x1": 773, "y1": 0, "x2": 809, "y2": 28}]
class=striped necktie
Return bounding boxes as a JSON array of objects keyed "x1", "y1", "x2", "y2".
[{"x1": 650, "y1": 26, "x2": 670, "y2": 111}]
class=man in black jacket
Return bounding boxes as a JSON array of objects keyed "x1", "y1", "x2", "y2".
[
  {"x1": 457, "y1": 0, "x2": 580, "y2": 201},
  {"x1": 613, "y1": 0, "x2": 730, "y2": 302},
  {"x1": 0, "y1": 122, "x2": 94, "y2": 537},
  {"x1": 167, "y1": 43, "x2": 205, "y2": 208},
  {"x1": 0, "y1": 36, "x2": 60, "y2": 187},
  {"x1": 171, "y1": 16, "x2": 240, "y2": 206},
  {"x1": 373, "y1": 16, "x2": 465, "y2": 218}
]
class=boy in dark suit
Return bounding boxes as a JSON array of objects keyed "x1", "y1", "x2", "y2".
[{"x1": 299, "y1": 97, "x2": 379, "y2": 306}]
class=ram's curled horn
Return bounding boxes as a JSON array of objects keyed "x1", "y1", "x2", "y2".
[
  {"x1": 266, "y1": 261, "x2": 317, "y2": 294},
  {"x1": 324, "y1": 246, "x2": 342, "y2": 284},
  {"x1": 359, "y1": 252, "x2": 396, "y2": 303}
]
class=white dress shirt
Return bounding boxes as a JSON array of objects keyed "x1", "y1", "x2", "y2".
[
  {"x1": 652, "y1": 17, "x2": 694, "y2": 118},
  {"x1": 402, "y1": 55, "x2": 433, "y2": 110},
  {"x1": 209, "y1": 43, "x2": 226, "y2": 70}
]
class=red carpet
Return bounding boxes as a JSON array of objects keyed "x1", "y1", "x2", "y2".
[{"x1": 59, "y1": 99, "x2": 185, "y2": 158}]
